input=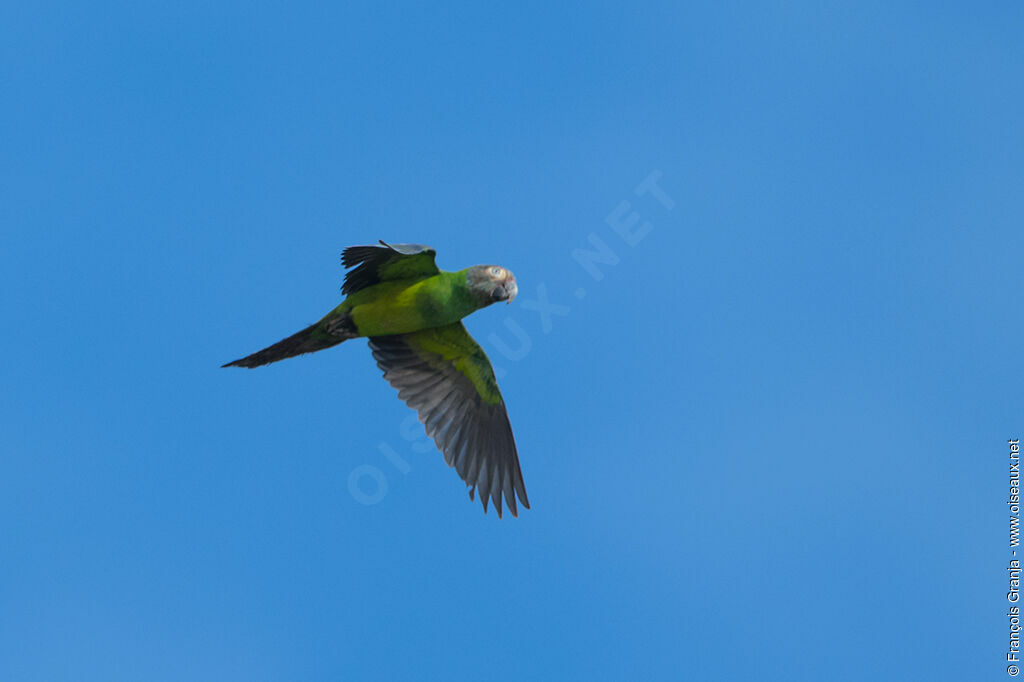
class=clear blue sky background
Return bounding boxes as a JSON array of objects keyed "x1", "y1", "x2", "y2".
[{"x1": 1, "y1": 2, "x2": 1020, "y2": 680}]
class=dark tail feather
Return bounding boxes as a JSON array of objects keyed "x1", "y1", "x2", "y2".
[{"x1": 222, "y1": 323, "x2": 344, "y2": 368}]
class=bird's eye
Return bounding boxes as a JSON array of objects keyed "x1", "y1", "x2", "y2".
[{"x1": 490, "y1": 267, "x2": 502, "y2": 277}]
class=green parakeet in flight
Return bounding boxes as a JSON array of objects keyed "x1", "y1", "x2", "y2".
[{"x1": 223, "y1": 241, "x2": 529, "y2": 518}]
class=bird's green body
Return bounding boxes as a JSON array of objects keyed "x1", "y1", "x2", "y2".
[
  {"x1": 223, "y1": 241, "x2": 527, "y2": 517},
  {"x1": 332, "y1": 269, "x2": 479, "y2": 337}
]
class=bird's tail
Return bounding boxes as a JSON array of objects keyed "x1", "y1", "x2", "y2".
[{"x1": 222, "y1": 321, "x2": 350, "y2": 369}]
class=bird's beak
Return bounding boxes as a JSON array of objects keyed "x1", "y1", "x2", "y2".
[{"x1": 505, "y1": 277, "x2": 517, "y2": 304}]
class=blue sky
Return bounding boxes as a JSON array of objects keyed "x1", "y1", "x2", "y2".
[{"x1": 1, "y1": 2, "x2": 1020, "y2": 680}]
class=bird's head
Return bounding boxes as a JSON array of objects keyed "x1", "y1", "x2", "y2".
[{"x1": 467, "y1": 265, "x2": 518, "y2": 306}]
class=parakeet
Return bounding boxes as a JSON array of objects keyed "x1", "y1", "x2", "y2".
[{"x1": 223, "y1": 241, "x2": 529, "y2": 518}]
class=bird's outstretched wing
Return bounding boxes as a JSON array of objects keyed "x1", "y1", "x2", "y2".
[
  {"x1": 368, "y1": 323, "x2": 529, "y2": 518},
  {"x1": 341, "y1": 240, "x2": 439, "y2": 295}
]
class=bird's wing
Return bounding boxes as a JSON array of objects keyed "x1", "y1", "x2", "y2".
[
  {"x1": 368, "y1": 322, "x2": 529, "y2": 518},
  {"x1": 341, "y1": 240, "x2": 439, "y2": 295}
]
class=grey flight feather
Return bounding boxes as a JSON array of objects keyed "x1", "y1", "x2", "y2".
[{"x1": 367, "y1": 326, "x2": 529, "y2": 518}]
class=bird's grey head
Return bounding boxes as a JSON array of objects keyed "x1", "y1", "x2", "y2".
[{"x1": 466, "y1": 265, "x2": 518, "y2": 306}]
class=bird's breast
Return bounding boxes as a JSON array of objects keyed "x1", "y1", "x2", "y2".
[{"x1": 348, "y1": 275, "x2": 474, "y2": 336}]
